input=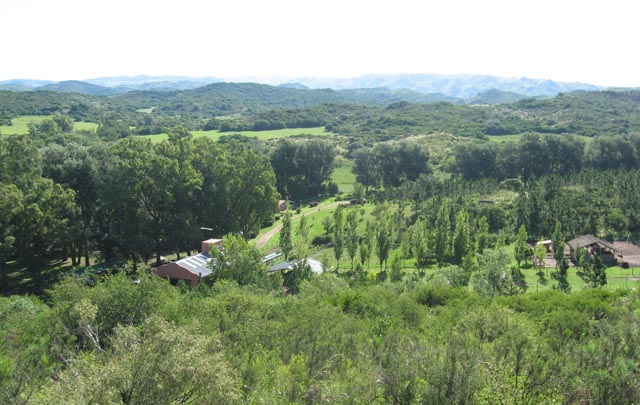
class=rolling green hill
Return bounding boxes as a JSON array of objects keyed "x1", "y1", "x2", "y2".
[
  {"x1": 37, "y1": 80, "x2": 119, "y2": 96},
  {"x1": 2, "y1": 82, "x2": 640, "y2": 141}
]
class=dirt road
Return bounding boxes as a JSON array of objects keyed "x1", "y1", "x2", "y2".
[{"x1": 255, "y1": 201, "x2": 344, "y2": 249}]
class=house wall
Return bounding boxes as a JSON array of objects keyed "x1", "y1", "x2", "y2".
[
  {"x1": 154, "y1": 262, "x2": 200, "y2": 286},
  {"x1": 201, "y1": 239, "x2": 223, "y2": 254}
]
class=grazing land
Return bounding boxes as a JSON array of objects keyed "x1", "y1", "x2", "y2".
[
  {"x1": 0, "y1": 115, "x2": 50, "y2": 134},
  {"x1": 0, "y1": 115, "x2": 98, "y2": 134},
  {"x1": 142, "y1": 126, "x2": 332, "y2": 143}
]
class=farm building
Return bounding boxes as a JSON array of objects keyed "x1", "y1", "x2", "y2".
[
  {"x1": 278, "y1": 199, "x2": 295, "y2": 212},
  {"x1": 566, "y1": 235, "x2": 619, "y2": 265},
  {"x1": 153, "y1": 239, "x2": 222, "y2": 286},
  {"x1": 268, "y1": 258, "x2": 324, "y2": 274}
]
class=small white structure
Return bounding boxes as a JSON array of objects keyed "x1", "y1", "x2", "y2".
[{"x1": 268, "y1": 258, "x2": 324, "y2": 274}]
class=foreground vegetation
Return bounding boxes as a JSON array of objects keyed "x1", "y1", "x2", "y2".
[{"x1": 2, "y1": 271, "x2": 639, "y2": 404}]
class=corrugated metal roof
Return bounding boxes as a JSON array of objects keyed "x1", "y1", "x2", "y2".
[
  {"x1": 176, "y1": 253, "x2": 213, "y2": 277},
  {"x1": 268, "y1": 258, "x2": 324, "y2": 274},
  {"x1": 567, "y1": 235, "x2": 616, "y2": 251},
  {"x1": 268, "y1": 260, "x2": 293, "y2": 273}
]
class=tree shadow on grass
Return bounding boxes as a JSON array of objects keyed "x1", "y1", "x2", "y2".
[
  {"x1": 536, "y1": 270, "x2": 548, "y2": 286},
  {"x1": 3, "y1": 259, "x2": 72, "y2": 296}
]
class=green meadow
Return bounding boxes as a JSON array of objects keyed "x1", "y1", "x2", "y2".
[
  {"x1": 486, "y1": 132, "x2": 593, "y2": 143},
  {"x1": 73, "y1": 121, "x2": 99, "y2": 132},
  {"x1": 142, "y1": 126, "x2": 332, "y2": 143},
  {"x1": 0, "y1": 115, "x2": 98, "y2": 134},
  {"x1": 331, "y1": 158, "x2": 356, "y2": 193},
  {"x1": 0, "y1": 115, "x2": 50, "y2": 134}
]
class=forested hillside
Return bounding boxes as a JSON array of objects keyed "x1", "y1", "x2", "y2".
[{"x1": 2, "y1": 84, "x2": 640, "y2": 403}]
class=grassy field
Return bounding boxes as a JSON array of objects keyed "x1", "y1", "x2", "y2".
[
  {"x1": 142, "y1": 127, "x2": 332, "y2": 143},
  {"x1": 0, "y1": 115, "x2": 98, "y2": 134},
  {"x1": 254, "y1": 199, "x2": 375, "y2": 253},
  {"x1": 331, "y1": 158, "x2": 356, "y2": 193},
  {"x1": 486, "y1": 133, "x2": 593, "y2": 143},
  {"x1": 0, "y1": 115, "x2": 50, "y2": 134},
  {"x1": 74, "y1": 121, "x2": 99, "y2": 132},
  {"x1": 523, "y1": 265, "x2": 640, "y2": 293}
]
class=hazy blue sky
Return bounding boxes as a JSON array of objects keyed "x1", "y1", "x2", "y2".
[{"x1": 2, "y1": 0, "x2": 638, "y2": 86}]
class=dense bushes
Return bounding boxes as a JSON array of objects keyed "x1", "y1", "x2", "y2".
[{"x1": 2, "y1": 272, "x2": 640, "y2": 403}]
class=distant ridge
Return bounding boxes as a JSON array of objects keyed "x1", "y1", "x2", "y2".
[
  {"x1": 464, "y1": 89, "x2": 535, "y2": 104},
  {"x1": 87, "y1": 75, "x2": 221, "y2": 90},
  {"x1": 284, "y1": 73, "x2": 601, "y2": 98},
  {"x1": 37, "y1": 80, "x2": 118, "y2": 96},
  {"x1": 0, "y1": 79, "x2": 55, "y2": 91},
  {"x1": 0, "y1": 73, "x2": 605, "y2": 99},
  {"x1": 338, "y1": 88, "x2": 458, "y2": 104}
]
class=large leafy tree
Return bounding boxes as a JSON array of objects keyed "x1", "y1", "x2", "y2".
[
  {"x1": 353, "y1": 141, "x2": 429, "y2": 190},
  {"x1": 210, "y1": 234, "x2": 269, "y2": 287},
  {"x1": 0, "y1": 184, "x2": 22, "y2": 288},
  {"x1": 41, "y1": 143, "x2": 101, "y2": 266},
  {"x1": 155, "y1": 126, "x2": 203, "y2": 258},
  {"x1": 13, "y1": 178, "x2": 77, "y2": 288},
  {"x1": 271, "y1": 139, "x2": 335, "y2": 199},
  {"x1": 227, "y1": 144, "x2": 279, "y2": 238}
]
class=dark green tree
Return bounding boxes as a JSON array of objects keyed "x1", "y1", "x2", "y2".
[
  {"x1": 577, "y1": 251, "x2": 607, "y2": 288},
  {"x1": 375, "y1": 216, "x2": 392, "y2": 271},
  {"x1": 476, "y1": 216, "x2": 489, "y2": 254},
  {"x1": 333, "y1": 207, "x2": 345, "y2": 270},
  {"x1": 453, "y1": 208, "x2": 471, "y2": 265},
  {"x1": 279, "y1": 211, "x2": 293, "y2": 260},
  {"x1": 514, "y1": 224, "x2": 529, "y2": 268},
  {"x1": 345, "y1": 210, "x2": 359, "y2": 270},
  {"x1": 210, "y1": 234, "x2": 269, "y2": 287},
  {"x1": 434, "y1": 199, "x2": 450, "y2": 264},
  {"x1": 552, "y1": 257, "x2": 571, "y2": 292}
]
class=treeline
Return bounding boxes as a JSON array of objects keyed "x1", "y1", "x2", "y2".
[
  {"x1": 0, "y1": 129, "x2": 279, "y2": 290},
  {"x1": 2, "y1": 271, "x2": 639, "y2": 403},
  {"x1": 451, "y1": 133, "x2": 640, "y2": 181}
]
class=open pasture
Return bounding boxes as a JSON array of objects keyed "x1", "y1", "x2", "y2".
[
  {"x1": 142, "y1": 126, "x2": 331, "y2": 143},
  {"x1": 0, "y1": 115, "x2": 98, "y2": 134}
]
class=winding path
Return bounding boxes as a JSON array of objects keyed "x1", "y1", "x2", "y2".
[{"x1": 255, "y1": 201, "x2": 344, "y2": 249}]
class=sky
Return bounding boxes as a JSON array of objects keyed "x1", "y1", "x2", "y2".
[{"x1": 1, "y1": 0, "x2": 639, "y2": 87}]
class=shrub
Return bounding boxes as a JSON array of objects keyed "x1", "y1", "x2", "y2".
[{"x1": 312, "y1": 235, "x2": 332, "y2": 246}]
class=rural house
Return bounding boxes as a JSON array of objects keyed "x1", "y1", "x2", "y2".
[
  {"x1": 566, "y1": 235, "x2": 618, "y2": 265},
  {"x1": 153, "y1": 239, "x2": 222, "y2": 285}
]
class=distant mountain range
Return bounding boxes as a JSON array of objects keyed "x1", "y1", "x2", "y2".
[
  {"x1": 283, "y1": 73, "x2": 602, "y2": 98},
  {"x1": 0, "y1": 73, "x2": 606, "y2": 104}
]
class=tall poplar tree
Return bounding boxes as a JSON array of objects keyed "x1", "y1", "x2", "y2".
[
  {"x1": 514, "y1": 224, "x2": 529, "y2": 268},
  {"x1": 345, "y1": 210, "x2": 359, "y2": 270},
  {"x1": 333, "y1": 207, "x2": 345, "y2": 270},
  {"x1": 279, "y1": 211, "x2": 293, "y2": 260},
  {"x1": 453, "y1": 208, "x2": 470, "y2": 265},
  {"x1": 434, "y1": 199, "x2": 450, "y2": 264}
]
